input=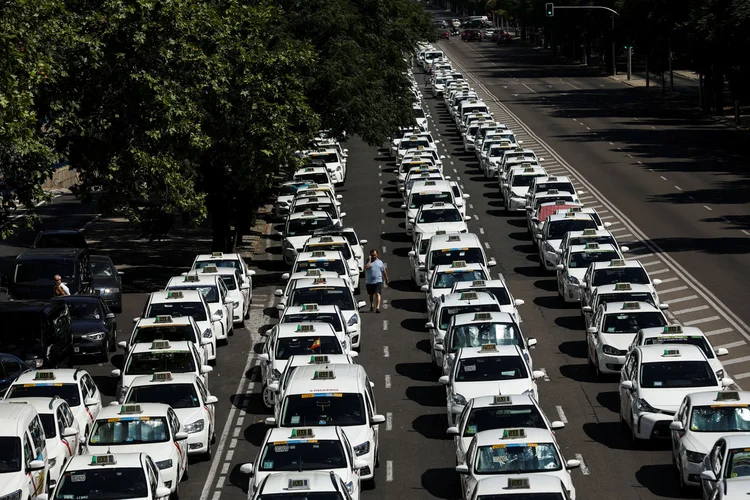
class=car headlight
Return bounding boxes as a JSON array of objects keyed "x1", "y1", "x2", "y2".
[
  {"x1": 183, "y1": 419, "x2": 204, "y2": 434},
  {"x1": 452, "y1": 394, "x2": 467, "y2": 406},
  {"x1": 685, "y1": 450, "x2": 706, "y2": 464},
  {"x1": 602, "y1": 344, "x2": 621, "y2": 356},
  {"x1": 272, "y1": 369, "x2": 282, "y2": 381},
  {"x1": 0, "y1": 490, "x2": 22, "y2": 500},
  {"x1": 347, "y1": 314, "x2": 358, "y2": 327},
  {"x1": 214, "y1": 310, "x2": 224, "y2": 319},
  {"x1": 100, "y1": 287, "x2": 120, "y2": 294},
  {"x1": 522, "y1": 389, "x2": 536, "y2": 400},
  {"x1": 716, "y1": 369, "x2": 725, "y2": 380},
  {"x1": 635, "y1": 398, "x2": 658, "y2": 413},
  {"x1": 567, "y1": 275, "x2": 579, "y2": 285},
  {"x1": 353, "y1": 441, "x2": 370, "y2": 456},
  {"x1": 26, "y1": 358, "x2": 44, "y2": 368},
  {"x1": 544, "y1": 242, "x2": 556, "y2": 253},
  {"x1": 345, "y1": 481, "x2": 354, "y2": 494},
  {"x1": 155, "y1": 459, "x2": 174, "y2": 470},
  {"x1": 83, "y1": 332, "x2": 105, "y2": 341},
  {"x1": 48, "y1": 457, "x2": 57, "y2": 468},
  {"x1": 202, "y1": 328, "x2": 212, "y2": 339}
]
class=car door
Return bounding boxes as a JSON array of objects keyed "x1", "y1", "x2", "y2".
[
  {"x1": 462, "y1": 439, "x2": 477, "y2": 497},
  {"x1": 672, "y1": 398, "x2": 689, "y2": 460},
  {"x1": 168, "y1": 409, "x2": 187, "y2": 475},
  {"x1": 588, "y1": 308, "x2": 603, "y2": 360},
  {"x1": 261, "y1": 327, "x2": 276, "y2": 384},
  {"x1": 621, "y1": 352, "x2": 638, "y2": 425},
  {"x1": 195, "y1": 377, "x2": 215, "y2": 431},
  {"x1": 455, "y1": 401, "x2": 472, "y2": 462},
  {"x1": 56, "y1": 404, "x2": 77, "y2": 459},
  {"x1": 364, "y1": 379, "x2": 378, "y2": 444},
  {"x1": 217, "y1": 280, "x2": 231, "y2": 330}
]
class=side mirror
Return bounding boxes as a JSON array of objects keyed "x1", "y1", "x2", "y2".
[
  {"x1": 514, "y1": 299, "x2": 525, "y2": 306},
  {"x1": 420, "y1": 285, "x2": 429, "y2": 292},
  {"x1": 259, "y1": 353, "x2": 270, "y2": 362},
  {"x1": 347, "y1": 350, "x2": 359, "y2": 359},
  {"x1": 418, "y1": 264, "x2": 426, "y2": 271},
  {"x1": 205, "y1": 395, "x2": 219, "y2": 404},
  {"x1": 487, "y1": 258, "x2": 497, "y2": 267},
  {"x1": 371, "y1": 414, "x2": 386, "y2": 425},
  {"x1": 587, "y1": 327, "x2": 598, "y2": 334},
  {"x1": 716, "y1": 347, "x2": 729, "y2": 357},
  {"x1": 434, "y1": 344, "x2": 444, "y2": 352},
  {"x1": 276, "y1": 303, "x2": 285, "y2": 311},
  {"x1": 337, "y1": 194, "x2": 343, "y2": 200},
  {"x1": 555, "y1": 249, "x2": 562, "y2": 255},
  {"x1": 438, "y1": 376, "x2": 449, "y2": 385},
  {"x1": 527, "y1": 338, "x2": 538, "y2": 348},
  {"x1": 722, "y1": 377, "x2": 735, "y2": 387},
  {"x1": 620, "y1": 380, "x2": 634, "y2": 390},
  {"x1": 132, "y1": 317, "x2": 141, "y2": 324},
  {"x1": 464, "y1": 216, "x2": 472, "y2": 221},
  {"x1": 357, "y1": 300, "x2": 367, "y2": 309},
  {"x1": 577, "y1": 190, "x2": 585, "y2": 196},
  {"x1": 446, "y1": 426, "x2": 459, "y2": 436},
  {"x1": 62, "y1": 427, "x2": 79, "y2": 438},
  {"x1": 340, "y1": 212, "x2": 347, "y2": 218},
  {"x1": 659, "y1": 303, "x2": 669, "y2": 310},
  {"x1": 408, "y1": 251, "x2": 416, "y2": 257},
  {"x1": 603, "y1": 222, "x2": 612, "y2": 228},
  {"x1": 277, "y1": 232, "x2": 284, "y2": 238},
  {"x1": 566, "y1": 459, "x2": 581, "y2": 470},
  {"x1": 109, "y1": 401, "x2": 119, "y2": 407},
  {"x1": 582, "y1": 306, "x2": 592, "y2": 313},
  {"x1": 518, "y1": 140, "x2": 524, "y2": 145},
  {"x1": 620, "y1": 246, "x2": 630, "y2": 252},
  {"x1": 85, "y1": 397, "x2": 99, "y2": 407},
  {"x1": 534, "y1": 233, "x2": 543, "y2": 240},
  {"x1": 110, "y1": 369, "x2": 121, "y2": 378},
  {"x1": 118, "y1": 341, "x2": 128, "y2": 350},
  {"x1": 106, "y1": 312, "x2": 116, "y2": 320},
  {"x1": 551, "y1": 421, "x2": 565, "y2": 430},
  {"x1": 400, "y1": 204, "x2": 407, "y2": 210},
  {"x1": 532, "y1": 370, "x2": 545, "y2": 380},
  {"x1": 455, "y1": 464, "x2": 469, "y2": 475},
  {"x1": 280, "y1": 273, "x2": 290, "y2": 281},
  {"x1": 701, "y1": 470, "x2": 718, "y2": 482},
  {"x1": 531, "y1": 217, "x2": 539, "y2": 223},
  {"x1": 174, "y1": 431, "x2": 189, "y2": 441},
  {"x1": 652, "y1": 279, "x2": 663, "y2": 286},
  {"x1": 669, "y1": 421, "x2": 684, "y2": 431},
  {"x1": 28, "y1": 459, "x2": 45, "y2": 472},
  {"x1": 181, "y1": 272, "x2": 188, "y2": 276},
  {"x1": 201, "y1": 365, "x2": 213, "y2": 374},
  {"x1": 425, "y1": 321, "x2": 435, "y2": 329},
  {"x1": 360, "y1": 239, "x2": 368, "y2": 245},
  {"x1": 155, "y1": 487, "x2": 172, "y2": 498},
  {"x1": 462, "y1": 193, "x2": 470, "y2": 199},
  {"x1": 539, "y1": 158, "x2": 545, "y2": 162},
  {"x1": 267, "y1": 382, "x2": 280, "y2": 393},
  {"x1": 265, "y1": 417, "x2": 277, "y2": 426},
  {"x1": 555, "y1": 264, "x2": 564, "y2": 271}
]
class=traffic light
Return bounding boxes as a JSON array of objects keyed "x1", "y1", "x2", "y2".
[{"x1": 545, "y1": 3, "x2": 554, "y2": 16}]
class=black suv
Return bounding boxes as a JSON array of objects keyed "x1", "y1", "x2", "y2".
[
  {"x1": 0, "y1": 301, "x2": 74, "y2": 368},
  {"x1": 8, "y1": 248, "x2": 92, "y2": 300}
]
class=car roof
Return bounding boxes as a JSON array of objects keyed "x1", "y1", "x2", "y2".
[
  {"x1": 639, "y1": 325, "x2": 705, "y2": 338},
  {"x1": 130, "y1": 340, "x2": 193, "y2": 353},
  {"x1": 452, "y1": 311, "x2": 515, "y2": 326},
  {"x1": 688, "y1": 390, "x2": 750, "y2": 407},
  {"x1": 457, "y1": 344, "x2": 523, "y2": 360},
  {"x1": 167, "y1": 274, "x2": 219, "y2": 287},
  {"x1": 14, "y1": 368, "x2": 86, "y2": 385},
  {"x1": 470, "y1": 393, "x2": 537, "y2": 409},
  {"x1": 637, "y1": 343, "x2": 708, "y2": 363},
  {"x1": 150, "y1": 289, "x2": 204, "y2": 304},
  {"x1": 721, "y1": 434, "x2": 750, "y2": 449},
  {"x1": 429, "y1": 232, "x2": 481, "y2": 247},
  {"x1": 594, "y1": 283, "x2": 653, "y2": 294},
  {"x1": 0, "y1": 401, "x2": 39, "y2": 435},
  {"x1": 569, "y1": 243, "x2": 619, "y2": 253},
  {"x1": 452, "y1": 279, "x2": 507, "y2": 290},
  {"x1": 295, "y1": 250, "x2": 345, "y2": 261},
  {"x1": 547, "y1": 213, "x2": 594, "y2": 223},
  {"x1": 266, "y1": 425, "x2": 341, "y2": 442},
  {"x1": 440, "y1": 291, "x2": 498, "y2": 306},
  {"x1": 136, "y1": 316, "x2": 194, "y2": 327},
  {"x1": 282, "y1": 304, "x2": 341, "y2": 314},
  {"x1": 534, "y1": 175, "x2": 572, "y2": 184},
  {"x1": 473, "y1": 427, "x2": 555, "y2": 447},
  {"x1": 591, "y1": 259, "x2": 644, "y2": 270},
  {"x1": 66, "y1": 452, "x2": 146, "y2": 470},
  {"x1": 276, "y1": 322, "x2": 338, "y2": 338},
  {"x1": 601, "y1": 301, "x2": 661, "y2": 313},
  {"x1": 288, "y1": 271, "x2": 340, "y2": 281},
  {"x1": 97, "y1": 402, "x2": 172, "y2": 419},
  {"x1": 128, "y1": 373, "x2": 199, "y2": 388},
  {"x1": 3, "y1": 397, "x2": 65, "y2": 415},
  {"x1": 305, "y1": 236, "x2": 348, "y2": 245},
  {"x1": 286, "y1": 363, "x2": 366, "y2": 395},
  {"x1": 194, "y1": 252, "x2": 242, "y2": 262},
  {"x1": 434, "y1": 262, "x2": 486, "y2": 273},
  {"x1": 291, "y1": 278, "x2": 350, "y2": 289}
]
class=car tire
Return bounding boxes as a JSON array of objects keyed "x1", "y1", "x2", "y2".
[
  {"x1": 262, "y1": 384, "x2": 275, "y2": 409},
  {"x1": 244, "y1": 307, "x2": 251, "y2": 320},
  {"x1": 170, "y1": 482, "x2": 180, "y2": 500},
  {"x1": 182, "y1": 464, "x2": 189, "y2": 481}
]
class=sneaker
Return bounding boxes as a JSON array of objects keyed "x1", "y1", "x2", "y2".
[
  {"x1": 376, "y1": 309, "x2": 381, "y2": 314},
  {"x1": 370, "y1": 306, "x2": 374, "y2": 312}
]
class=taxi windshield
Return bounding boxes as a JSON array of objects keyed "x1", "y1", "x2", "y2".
[
  {"x1": 468, "y1": 287, "x2": 511, "y2": 305},
  {"x1": 592, "y1": 268, "x2": 650, "y2": 286},
  {"x1": 547, "y1": 219, "x2": 597, "y2": 239},
  {"x1": 218, "y1": 276, "x2": 237, "y2": 291},
  {"x1": 418, "y1": 209, "x2": 463, "y2": 224},
  {"x1": 568, "y1": 251, "x2": 621, "y2": 269},
  {"x1": 690, "y1": 406, "x2": 750, "y2": 432},
  {"x1": 475, "y1": 443, "x2": 561, "y2": 474},
  {"x1": 643, "y1": 335, "x2": 714, "y2": 359},
  {"x1": 286, "y1": 217, "x2": 333, "y2": 237},
  {"x1": 289, "y1": 287, "x2": 354, "y2": 310},
  {"x1": 7, "y1": 383, "x2": 81, "y2": 406},
  {"x1": 409, "y1": 192, "x2": 452, "y2": 209},
  {"x1": 282, "y1": 394, "x2": 366, "y2": 426},
  {"x1": 281, "y1": 313, "x2": 343, "y2": 332},
  {"x1": 602, "y1": 312, "x2": 666, "y2": 334},
  {"x1": 56, "y1": 468, "x2": 148, "y2": 500},
  {"x1": 455, "y1": 355, "x2": 528, "y2": 382},
  {"x1": 133, "y1": 325, "x2": 198, "y2": 344},
  {"x1": 0, "y1": 437, "x2": 21, "y2": 472},
  {"x1": 305, "y1": 244, "x2": 352, "y2": 260},
  {"x1": 640, "y1": 361, "x2": 717, "y2": 389},
  {"x1": 451, "y1": 322, "x2": 522, "y2": 351},
  {"x1": 125, "y1": 351, "x2": 196, "y2": 376},
  {"x1": 66, "y1": 301, "x2": 103, "y2": 320},
  {"x1": 292, "y1": 203, "x2": 336, "y2": 219},
  {"x1": 148, "y1": 302, "x2": 207, "y2": 322},
  {"x1": 89, "y1": 417, "x2": 170, "y2": 445},
  {"x1": 726, "y1": 449, "x2": 750, "y2": 478},
  {"x1": 567, "y1": 236, "x2": 615, "y2": 247},
  {"x1": 464, "y1": 405, "x2": 546, "y2": 438},
  {"x1": 294, "y1": 173, "x2": 329, "y2": 185},
  {"x1": 169, "y1": 285, "x2": 218, "y2": 303},
  {"x1": 125, "y1": 383, "x2": 200, "y2": 409},
  {"x1": 511, "y1": 175, "x2": 542, "y2": 187},
  {"x1": 596, "y1": 292, "x2": 655, "y2": 309},
  {"x1": 429, "y1": 249, "x2": 484, "y2": 270},
  {"x1": 279, "y1": 183, "x2": 308, "y2": 196},
  {"x1": 434, "y1": 270, "x2": 488, "y2": 290},
  {"x1": 311, "y1": 153, "x2": 339, "y2": 164},
  {"x1": 293, "y1": 260, "x2": 346, "y2": 275},
  {"x1": 536, "y1": 182, "x2": 574, "y2": 194},
  {"x1": 275, "y1": 336, "x2": 344, "y2": 358},
  {"x1": 194, "y1": 260, "x2": 241, "y2": 271},
  {"x1": 440, "y1": 304, "x2": 501, "y2": 330},
  {"x1": 400, "y1": 140, "x2": 430, "y2": 150},
  {"x1": 258, "y1": 440, "x2": 347, "y2": 471}
]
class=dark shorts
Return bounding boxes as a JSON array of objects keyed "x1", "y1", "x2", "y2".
[{"x1": 366, "y1": 283, "x2": 383, "y2": 295}]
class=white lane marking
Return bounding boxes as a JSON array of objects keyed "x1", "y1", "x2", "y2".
[
  {"x1": 382, "y1": 245, "x2": 387, "y2": 254},
  {"x1": 706, "y1": 327, "x2": 734, "y2": 336},
  {"x1": 659, "y1": 286, "x2": 689, "y2": 295},
  {"x1": 225, "y1": 450, "x2": 234, "y2": 461},
  {"x1": 386, "y1": 412, "x2": 393, "y2": 431},
  {"x1": 660, "y1": 176, "x2": 668, "y2": 181},
  {"x1": 641, "y1": 260, "x2": 662, "y2": 267},
  {"x1": 383, "y1": 346, "x2": 390, "y2": 358},
  {"x1": 684, "y1": 316, "x2": 721, "y2": 326},
  {"x1": 675, "y1": 185, "x2": 683, "y2": 191},
  {"x1": 718, "y1": 340, "x2": 746, "y2": 349},
  {"x1": 586, "y1": 126, "x2": 591, "y2": 131},
  {"x1": 723, "y1": 355, "x2": 750, "y2": 366},
  {"x1": 383, "y1": 320, "x2": 389, "y2": 331},
  {"x1": 232, "y1": 427, "x2": 240, "y2": 438},
  {"x1": 704, "y1": 205, "x2": 713, "y2": 211},
  {"x1": 484, "y1": 242, "x2": 490, "y2": 249},
  {"x1": 649, "y1": 268, "x2": 670, "y2": 274},
  {"x1": 666, "y1": 295, "x2": 698, "y2": 305},
  {"x1": 743, "y1": 230, "x2": 750, "y2": 236},
  {"x1": 229, "y1": 438, "x2": 237, "y2": 449},
  {"x1": 386, "y1": 461, "x2": 393, "y2": 481},
  {"x1": 540, "y1": 368, "x2": 550, "y2": 382},
  {"x1": 212, "y1": 492, "x2": 221, "y2": 500},
  {"x1": 575, "y1": 453, "x2": 590, "y2": 475},
  {"x1": 732, "y1": 372, "x2": 750, "y2": 380},
  {"x1": 385, "y1": 374, "x2": 391, "y2": 388},
  {"x1": 474, "y1": 214, "x2": 479, "y2": 220},
  {"x1": 215, "y1": 476, "x2": 226, "y2": 489},
  {"x1": 626, "y1": 253, "x2": 654, "y2": 260},
  {"x1": 579, "y1": 195, "x2": 594, "y2": 201},
  {"x1": 556, "y1": 405, "x2": 568, "y2": 424},
  {"x1": 566, "y1": 81, "x2": 582, "y2": 90},
  {"x1": 610, "y1": 227, "x2": 628, "y2": 233},
  {"x1": 220, "y1": 462, "x2": 230, "y2": 475},
  {"x1": 657, "y1": 277, "x2": 680, "y2": 283},
  {"x1": 479, "y1": 227, "x2": 485, "y2": 234},
  {"x1": 522, "y1": 83, "x2": 537, "y2": 93},
  {"x1": 672, "y1": 305, "x2": 710, "y2": 315}
]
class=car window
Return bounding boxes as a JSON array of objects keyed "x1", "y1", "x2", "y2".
[
  {"x1": 83, "y1": 374, "x2": 97, "y2": 396},
  {"x1": 56, "y1": 408, "x2": 67, "y2": 434},
  {"x1": 29, "y1": 416, "x2": 45, "y2": 455},
  {"x1": 23, "y1": 435, "x2": 34, "y2": 467}
]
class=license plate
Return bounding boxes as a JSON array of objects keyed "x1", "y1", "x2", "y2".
[{"x1": 74, "y1": 347, "x2": 80, "y2": 353}]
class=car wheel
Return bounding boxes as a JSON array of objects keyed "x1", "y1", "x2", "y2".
[
  {"x1": 170, "y1": 482, "x2": 180, "y2": 500},
  {"x1": 262, "y1": 384, "x2": 275, "y2": 409},
  {"x1": 244, "y1": 307, "x2": 250, "y2": 320},
  {"x1": 182, "y1": 463, "x2": 189, "y2": 481}
]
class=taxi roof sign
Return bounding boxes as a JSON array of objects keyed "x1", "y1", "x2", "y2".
[
  {"x1": 152, "y1": 372, "x2": 173, "y2": 382},
  {"x1": 91, "y1": 455, "x2": 117, "y2": 466},
  {"x1": 296, "y1": 324, "x2": 315, "y2": 332},
  {"x1": 614, "y1": 283, "x2": 632, "y2": 291},
  {"x1": 312, "y1": 278, "x2": 327, "y2": 285},
  {"x1": 451, "y1": 260, "x2": 467, "y2": 268},
  {"x1": 460, "y1": 292, "x2": 479, "y2": 301},
  {"x1": 663, "y1": 325, "x2": 683, "y2": 334},
  {"x1": 154, "y1": 315, "x2": 173, "y2": 323},
  {"x1": 151, "y1": 340, "x2": 171, "y2": 350},
  {"x1": 609, "y1": 259, "x2": 626, "y2": 266},
  {"x1": 547, "y1": 189, "x2": 560, "y2": 194},
  {"x1": 120, "y1": 404, "x2": 142, "y2": 415},
  {"x1": 564, "y1": 212, "x2": 577, "y2": 218},
  {"x1": 34, "y1": 371, "x2": 55, "y2": 381},
  {"x1": 435, "y1": 230, "x2": 447, "y2": 235},
  {"x1": 492, "y1": 395, "x2": 512, "y2": 405},
  {"x1": 523, "y1": 167, "x2": 536, "y2": 173},
  {"x1": 166, "y1": 291, "x2": 183, "y2": 299},
  {"x1": 507, "y1": 478, "x2": 530, "y2": 490},
  {"x1": 480, "y1": 343, "x2": 497, "y2": 352},
  {"x1": 584, "y1": 243, "x2": 600, "y2": 250},
  {"x1": 310, "y1": 251, "x2": 327, "y2": 258},
  {"x1": 431, "y1": 202, "x2": 445, "y2": 207},
  {"x1": 309, "y1": 355, "x2": 329, "y2": 364},
  {"x1": 201, "y1": 265, "x2": 219, "y2": 274},
  {"x1": 547, "y1": 176, "x2": 558, "y2": 181},
  {"x1": 303, "y1": 209, "x2": 315, "y2": 215},
  {"x1": 211, "y1": 252, "x2": 223, "y2": 257},
  {"x1": 662, "y1": 349, "x2": 681, "y2": 357},
  {"x1": 290, "y1": 428, "x2": 315, "y2": 439},
  {"x1": 184, "y1": 274, "x2": 200, "y2": 282},
  {"x1": 447, "y1": 235, "x2": 461, "y2": 242},
  {"x1": 554, "y1": 200, "x2": 567, "y2": 205},
  {"x1": 305, "y1": 269, "x2": 322, "y2": 277},
  {"x1": 313, "y1": 370, "x2": 335, "y2": 380},
  {"x1": 621, "y1": 302, "x2": 641, "y2": 310},
  {"x1": 716, "y1": 391, "x2": 741, "y2": 402},
  {"x1": 287, "y1": 479, "x2": 310, "y2": 490},
  {"x1": 568, "y1": 207, "x2": 583, "y2": 213},
  {"x1": 318, "y1": 236, "x2": 334, "y2": 243},
  {"x1": 502, "y1": 428, "x2": 526, "y2": 439},
  {"x1": 474, "y1": 312, "x2": 493, "y2": 321},
  {"x1": 472, "y1": 280, "x2": 486, "y2": 287},
  {"x1": 582, "y1": 229, "x2": 598, "y2": 236},
  {"x1": 301, "y1": 303, "x2": 319, "y2": 311}
]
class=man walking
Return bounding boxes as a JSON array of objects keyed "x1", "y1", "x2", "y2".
[{"x1": 364, "y1": 249, "x2": 389, "y2": 313}]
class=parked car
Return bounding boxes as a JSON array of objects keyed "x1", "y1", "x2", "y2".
[
  {"x1": 53, "y1": 295, "x2": 117, "y2": 361},
  {"x1": 91, "y1": 255, "x2": 123, "y2": 312}
]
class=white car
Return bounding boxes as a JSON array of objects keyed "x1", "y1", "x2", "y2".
[
  {"x1": 411, "y1": 202, "x2": 470, "y2": 239},
  {"x1": 699, "y1": 434, "x2": 750, "y2": 499},
  {"x1": 86, "y1": 403, "x2": 188, "y2": 495},
  {"x1": 439, "y1": 344, "x2": 544, "y2": 427},
  {"x1": 281, "y1": 210, "x2": 334, "y2": 266},
  {"x1": 111, "y1": 340, "x2": 212, "y2": 403},
  {"x1": 307, "y1": 149, "x2": 346, "y2": 186},
  {"x1": 196, "y1": 266, "x2": 250, "y2": 325},
  {"x1": 450, "y1": 278, "x2": 525, "y2": 323},
  {"x1": 124, "y1": 315, "x2": 212, "y2": 367},
  {"x1": 245, "y1": 471, "x2": 357, "y2": 500},
  {"x1": 302, "y1": 237, "x2": 360, "y2": 293},
  {"x1": 311, "y1": 226, "x2": 367, "y2": 273},
  {"x1": 289, "y1": 250, "x2": 356, "y2": 292},
  {"x1": 242, "y1": 426, "x2": 365, "y2": 499},
  {"x1": 166, "y1": 274, "x2": 234, "y2": 342},
  {"x1": 122, "y1": 373, "x2": 217, "y2": 458},
  {"x1": 267, "y1": 353, "x2": 357, "y2": 408},
  {"x1": 422, "y1": 262, "x2": 491, "y2": 317},
  {"x1": 279, "y1": 303, "x2": 360, "y2": 351},
  {"x1": 586, "y1": 301, "x2": 668, "y2": 376},
  {"x1": 5, "y1": 369, "x2": 103, "y2": 442},
  {"x1": 470, "y1": 476, "x2": 571, "y2": 499},
  {"x1": 582, "y1": 282, "x2": 665, "y2": 329},
  {"x1": 536, "y1": 212, "x2": 598, "y2": 271},
  {"x1": 289, "y1": 196, "x2": 345, "y2": 228},
  {"x1": 501, "y1": 166, "x2": 547, "y2": 212},
  {"x1": 402, "y1": 180, "x2": 456, "y2": 234},
  {"x1": 619, "y1": 344, "x2": 733, "y2": 444},
  {"x1": 556, "y1": 243, "x2": 622, "y2": 303},
  {"x1": 275, "y1": 269, "x2": 341, "y2": 307},
  {"x1": 52, "y1": 453, "x2": 172, "y2": 500},
  {"x1": 423, "y1": 233, "x2": 496, "y2": 288},
  {"x1": 671, "y1": 391, "x2": 750, "y2": 491},
  {"x1": 274, "y1": 181, "x2": 311, "y2": 218},
  {"x1": 455, "y1": 428, "x2": 579, "y2": 499},
  {"x1": 578, "y1": 258, "x2": 663, "y2": 314},
  {"x1": 190, "y1": 251, "x2": 256, "y2": 295}
]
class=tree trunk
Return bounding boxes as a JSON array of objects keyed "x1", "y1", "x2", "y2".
[{"x1": 715, "y1": 73, "x2": 724, "y2": 115}]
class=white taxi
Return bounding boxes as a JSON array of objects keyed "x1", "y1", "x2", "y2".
[
  {"x1": 451, "y1": 278, "x2": 525, "y2": 323},
  {"x1": 556, "y1": 243, "x2": 623, "y2": 303},
  {"x1": 671, "y1": 391, "x2": 750, "y2": 491},
  {"x1": 52, "y1": 453, "x2": 171, "y2": 500},
  {"x1": 166, "y1": 274, "x2": 233, "y2": 342},
  {"x1": 501, "y1": 166, "x2": 547, "y2": 212},
  {"x1": 111, "y1": 340, "x2": 212, "y2": 403},
  {"x1": 242, "y1": 426, "x2": 365, "y2": 499},
  {"x1": 190, "y1": 251, "x2": 255, "y2": 294},
  {"x1": 196, "y1": 266, "x2": 250, "y2": 325},
  {"x1": 402, "y1": 180, "x2": 456, "y2": 234},
  {"x1": 409, "y1": 230, "x2": 453, "y2": 287},
  {"x1": 586, "y1": 301, "x2": 668, "y2": 376},
  {"x1": 456, "y1": 428, "x2": 579, "y2": 500},
  {"x1": 267, "y1": 354, "x2": 357, "y2": 409},
  {"x1": 311, "y1": 226, "x2": 367, "y2": 273},
  {"x1": 5, "y1": 369, "x2": 102, "y2": 441},
  {"x1": 246, "y1": 471, "x2": 356, "y2": 500},
  {"x1": 439, "y1": 345, "x2": 544, "y2": 427},
  {"x1": 446, "y1": 394, "x2": 564, "y2": 466},
  {"x1": 280, "y1": 210, "x2": 334, "y2": 266},
  {"x1": 411, "y1": 202, "x2": 470, "y2": 239},
  {"x1": 122, "y1": 373, "x2": 217, "y2": 458},
  {"x1": 423, "y1": 233, "x2": 496, "y2": 287},
  {"x1": 301, "y1": 238, "x2": 360, "y2": 293},
  {"x1": 579, "y1": 258, "x2": 664, "y2": 314},
  {"x1": 471, "y1": 476, "x2": 570, "y2": 499},
  {"x1": 289, "y1": 250, "x2": 355, "y2": 292},
  {"x1": 279, "y1": 304, "x2": 359, "y2": 351},
  {"x1": 423, "y1": 263, "x2": 491, "y2": 316},
  {"x1": 582, "y1": 282, "x2": 664, "y2": 329},
  {"x1": 700, "y1": 434, "x2": 750, "y2": 499},
  {"x1": 307, "y1": 149, "x2": 346, "y2": 186},
  {"x1": 275, "y1": 269, "x2": 341, "y2": 307},
  {"x1": 266, "y1": 364, "x2": 385, "y2": 485},
  {"x1": 556, "y1": 229, "x2": 624, "y2": 262},
  {"x1": 86, "y1": 403, "x2": 188, "y2": 495},
  {"x1": 124, "y1": 315, "x2": 212, "y2": 366},
  {"x1": 619, "y1": 345, "x2": 733, "y2": 444},
  {"x1": 536, "y1": 212, "x2": 598, "y2": 271},
  {"x1": 292, "y1": 166, "x2": 334, "y2": 189}
]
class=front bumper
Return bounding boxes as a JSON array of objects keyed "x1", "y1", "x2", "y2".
[
  {"x1": 596, "y1": 352, "x2": 625, "y2": 374},
  {"x1": 541, "y1": 249, "x2": 558, "y2": 271},
  {"x1": 678, "y1": 452, "x2": 704, "y2": 486},
  {"x1": 508, "y1": 197, "x2": 526, "y2": 211},
  {"x1": 562, "y1": 282, "x2": 581, "y2": 303},
  {"x1": 187, "y1": 426, "x2": 211, "y2": 455},
  {"x1": 73, "y1": 337, "x2": 107, "y2": 356},
  {"x1": 634, "y1": 411, "x2": 674, "y2": 440}
]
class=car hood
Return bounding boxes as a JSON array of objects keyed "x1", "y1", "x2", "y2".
[
  {"x1": 545, "y1": 239, "x2": 563, "y2": 250},
  {"x1": 682, "y1": 432, "x2": 733, "y2": 456},
  {"x1": 92, "y1": 276, "x2": 120, "y2": 289},
  {"x1": 174, "y1": 407, "x2": 205, "y2": 428},
  {"x1": 599, "y1": 332, "x2": 636, "y2": 352},
  {"x1": 455, "y1": 379, "x2": 533, "y2": 400},
  {"x1": 341, "y1": 424, "x2": 371, "y2": 449},
  {"x1": 0, "y1": 471, "x2": 27, "y2": 495},
  {"x1": 568, "y1": 269, "x2": 587, "y2": 280},
  {"x1": 285, "y1": 235, "x2": 312, "y2": 250},
  {"x1": 88, "y1": 442, "x2": 172, "y2": 461},
  {"x1": 509, "y1": 186, "x2": 530, "y2": 198},
  {"x1": 640, "y1": 388, "x2": 718, "y2": 414},
  {"x1": 414, "y1": 222, "x2": 467, "y2": 235},
  {"x1": 72, "y1": 319, "x2": 107, "y2": 336}
]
